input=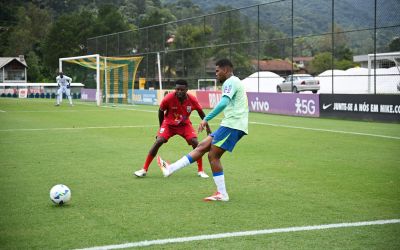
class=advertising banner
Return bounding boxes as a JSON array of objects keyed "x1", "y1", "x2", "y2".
[
  {"x1": 18, "y1": 88, "x2": 28, "y2": 98},
  {"x1": 195, "y1": 91, "x2": 222, "y2": 109},
  {"x1": 80, "y1": 88, "x2": 97, "y2": 101},
  {"x1": 320, "y1": 94, "x2": 400, "y2": 122},
  {"x1": 131, "y1": 89, "x2": 158, "y2": 105},
  {"x1": 247, "y1": 93, "x2": 320, "y2": 117}
]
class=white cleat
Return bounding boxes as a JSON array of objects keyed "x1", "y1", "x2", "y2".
[
  {"x1": 197, "y1": 171, "x2": 209, "y2": 178},
  {"x1": 203, "y1": 191, "x2": 229, "y2": 202},
  {"x1": 157, "y1": 156, "x2": 171, "y2": 177},
  {"x1": 134, "y1": 169, "x2": 147, "y2": 177}
]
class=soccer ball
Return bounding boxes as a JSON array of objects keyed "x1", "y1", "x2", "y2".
[{"x1": 50, "y1": 184, "x2": 71, "y2": 205}]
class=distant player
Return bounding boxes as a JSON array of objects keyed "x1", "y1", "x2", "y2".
[
  {"x1": 55, "y1": 71, "x2": 73, "y2": 106},
  {"x1": 134, "y1": 79, "x2": 211, "y2": 178},
  {"x1": 157, "y1": 59, "x2": 249, "y2": 202}
]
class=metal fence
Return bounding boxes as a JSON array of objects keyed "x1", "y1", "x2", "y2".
[{"x1": 87, "y1": 0, "x2": 400, "y2": 93}]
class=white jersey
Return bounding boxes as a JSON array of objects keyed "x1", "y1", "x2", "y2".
[{"x1": 56, "y1": 75, "x2": 72, "y2": 87}]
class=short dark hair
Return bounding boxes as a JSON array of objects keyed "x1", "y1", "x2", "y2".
[
  {"x1": 175, "y1": 79, "x2": 188, "y2": 86},
  {"x1": 216, "y1": 59, "x2": 233, "y2": 68}
]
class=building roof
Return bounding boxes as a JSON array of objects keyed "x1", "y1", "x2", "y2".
[
  {"x1": 252, "y1": 59, "x2": 296, "y2": 71},
  {"x1": 293, "y1": 56, "x2": 314, "y2": 62},
  {"x1": 0, "y1": 57, "x2": 28, "y2": 68}
]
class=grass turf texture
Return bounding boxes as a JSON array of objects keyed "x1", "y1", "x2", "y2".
[{"x1": 0, "y1": 98, "x2": 399, "y2": 249}]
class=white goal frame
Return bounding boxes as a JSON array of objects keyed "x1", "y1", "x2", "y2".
[
  {"x1": 59, "y1": 54, "x2": 101, "y2": 106},
  {"x1": 368, "y1": 52, "x2": 400, "y2": 92},
  {"x1": 197, "y1": 78, "x2": 217, "y2": 90}
]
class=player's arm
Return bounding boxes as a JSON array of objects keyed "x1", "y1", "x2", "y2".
[
  {"x1": 158, "y1": 109, "x2": 165, "y2": 127},
  {"x1": 198, "y1": 96, "x2": 230, "y2": 133},
  {"x1": 66, "y1": 76, "x2": 72, "y2": 88},
  {"x1": 196, "y1": 109, "x2": 212, "y2": 135}
]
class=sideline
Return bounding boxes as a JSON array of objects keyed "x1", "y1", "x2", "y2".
[
  {"x1": 74, "y1": 219, "x2": 400, "y2": 250},
  {"x1": 250, "y1": 121, "x2": 400, "y2": 140}
]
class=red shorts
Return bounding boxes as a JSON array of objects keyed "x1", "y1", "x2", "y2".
[{"x1": 157, "y1": 122, "x2": 197, "y2": 144}]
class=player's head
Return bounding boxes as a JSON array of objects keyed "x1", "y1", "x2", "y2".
[
  {"x1": 215, "y1": 59, "x2": 233, "y2": 83},
  {"x1": 59, "y1": 71, "x2": 64, "y2": 78},
  {"x1": 175, "y1": 79, "x2": 188, "y2": 99}
]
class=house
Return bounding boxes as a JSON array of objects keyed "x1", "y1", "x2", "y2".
[
  {"x1": 251, "y1": 59, "x2": 299, "y2": 77},
  {"x1": 293, "y1": 56, "x2": 313, "y2": 72},
  {"x1": 0, "y1": 55, "x2": 28, "y2": 83}
]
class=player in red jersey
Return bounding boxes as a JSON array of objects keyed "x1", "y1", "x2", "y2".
[{"x1": 134, "y1": 79, "x2": 211, "y2": 178}]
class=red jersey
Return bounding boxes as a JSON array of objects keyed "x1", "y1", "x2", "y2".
[{"x1": 160, "y1": 92, "x2": 202, "y2": 126}]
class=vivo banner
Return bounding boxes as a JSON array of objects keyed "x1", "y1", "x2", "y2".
[
  {"x1": 320, "y1": 94, "x2": 400, "y2": 122},
  {"x1": 247, "y1": 92, "x2": 320, "y2": 117},
  {"x1": 81, "y1": 89, "x2": 97, "y2": 101}
]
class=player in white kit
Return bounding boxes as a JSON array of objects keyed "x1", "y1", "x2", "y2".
[{"x1": 55, "y1": 71, "x2": 73, "y2": 106}]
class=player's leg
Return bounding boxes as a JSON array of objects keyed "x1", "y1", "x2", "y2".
[
  {"x1": 204, "y1": 126, "x2": 246, "y2": 202},
  {"x1": 65, "y1": 88, "x2": 73, "y2": 106},
  {"x1": 134, "y1": 125, "x2": 170, "y2": 177},
  {"x1": 188, "y1": 138, "x2": 209, "y2": 178},
  {"x1": 204, "y1": 145, "x2": 229, "y2": 201},
  {"x1": 158, "y1": 136, "x2": 212, "y2": 177},
  {"x1": 55, "y1": 88, "x2": 62, "y2": 106}
]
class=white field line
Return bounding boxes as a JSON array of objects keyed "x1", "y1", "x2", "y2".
[
  {"x1": 250, "y1": 121, "x2": 400, "y2": 140},
  {"x1": 0, "y1": 125, "x2": 158, "y2": 132},
  {"x1": 0, "y1": 109, "x2": 5, "y2": 112},
  {"x1": 1, "y1": 103, "x2": 398, "y2": 140},
  {"x1": 2, "y1": 110, "x2": 110, "y2": 113},
  {"x1": 0, "y1": 121, "x2": 398, "y2": 141},
  {"x1": 74, "y1": 219, "x2": 400, "y2": 250}
]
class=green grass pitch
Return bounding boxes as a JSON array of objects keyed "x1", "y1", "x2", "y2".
[{"x1": 0, "y1": 98, "x2": 399, "y2": 249}]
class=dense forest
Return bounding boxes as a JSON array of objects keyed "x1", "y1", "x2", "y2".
[{"x1": 0, "y1": 0, "x2": 399, "y2": 83}]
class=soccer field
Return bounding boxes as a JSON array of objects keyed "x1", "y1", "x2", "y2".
[{"x1": 0, "y1": 98, "x2": 399, "y2": 249}]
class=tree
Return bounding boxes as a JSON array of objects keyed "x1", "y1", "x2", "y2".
[
  {"x1": 93, "y1": 4, "x2": 132, "y2": 36},
  {"x1": 389, "y1": 37, "x2": 400, "y2": 51},
  {"x1": 26, "y1": 51, "x2": 50, "y2": 82},
  {"x1": 43, "y1": 10, "x2": 97, "y2": 74},
  {"x1": 310, "y1": 52, "x2": 357, "y2": 75},
  {"x1": 5, "y1": 3, "x2": 51, "y2": 56},
  {"x1": 309, "y1": 52, "x2": 332, "y2": 75}
]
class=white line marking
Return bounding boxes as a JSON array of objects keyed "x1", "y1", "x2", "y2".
[
  {"x1": 0, "y1": 109, "x2": 5, "y2": 112},
  {"x1": 74, "y1": 219, "x2": 400, "y2": 250},
  {"x1": 3, "y1": 110, "x2": 108, "y2": 113},
  {"x1": 250, "y1": 121, "x2": 400, "y2": 140},
  {"x1": 0, "y1": 125, "x2": 159, "y2": 132},
  {"x1": 79, "y1": 102, "x2": 157, "y2": 113}
]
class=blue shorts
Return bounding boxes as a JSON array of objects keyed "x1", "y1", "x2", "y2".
[{"x1": 210, "y1": 126, "x2": 246, "y2": 152}]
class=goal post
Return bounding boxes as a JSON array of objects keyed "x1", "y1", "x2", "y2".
[
  {"x1": 59, "y1": 54, "x2": 101, "y2": 106},
  {"x1": 197, "y1": 78, "x2": 217, "y2": 90},
  {"x1": 367, "y1": 52, "x2": 400, "y2": 93},
  {"x1": 59, "y1": 55, "x2": 143, "y2": 106}
]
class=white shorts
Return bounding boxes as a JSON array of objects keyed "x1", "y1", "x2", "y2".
[{"x1": 57, "y1": 86, "x2": 71, "y2": 97}]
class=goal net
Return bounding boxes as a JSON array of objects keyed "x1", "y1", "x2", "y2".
[
  {"x1": 368, "y1": 52, "x2": 400, "y2": 93},
  {"x1": 59, "y1": 55, "x2": 143, "y2": 105},
  {"x1": 197, "y1": 78, "x2": 218, "y2": 91}
]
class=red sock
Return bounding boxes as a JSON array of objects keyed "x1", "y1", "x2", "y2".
[
  {"x1": 197, "y1": 158, "x2": 203, "y2": 172},
  {"x1": 143, "y1": 154, "x2": 154, "y2": 171}
]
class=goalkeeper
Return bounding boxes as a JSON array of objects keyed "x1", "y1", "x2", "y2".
[{"x1": 55, "y1": 71, "x2": 73, "y2": 106}]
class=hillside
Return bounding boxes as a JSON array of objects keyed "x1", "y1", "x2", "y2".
[{"x1": 163, "y1": 0, "x2": 399, "y2": 35}]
